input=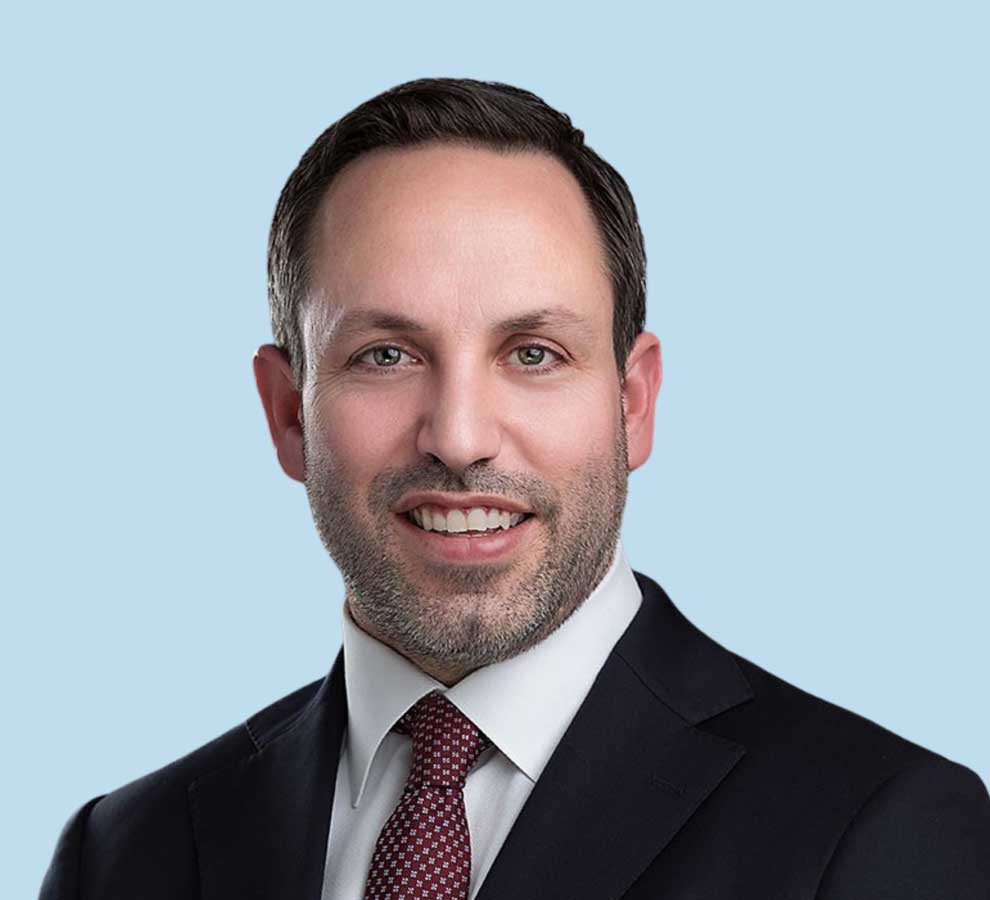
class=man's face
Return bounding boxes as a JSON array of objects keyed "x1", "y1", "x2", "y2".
[{"x1": 288, "y1": 143, "x2": 641, "y2": 682}]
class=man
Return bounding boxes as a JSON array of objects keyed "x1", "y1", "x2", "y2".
[{"x1": 41, "y1": 77, "x2": 989, "y2": 899}]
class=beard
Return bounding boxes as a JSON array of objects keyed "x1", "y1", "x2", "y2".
[{"x1": 301, "y1": 404, "x2": 629, "y2": 681}]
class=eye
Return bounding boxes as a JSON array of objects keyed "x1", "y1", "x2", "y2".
[
  {"x1": 354, "y1": 344, "x2": 409, "y2": 374},
  {"x1": 508, "y1": 344, "x2": 566, "y2": 375}
]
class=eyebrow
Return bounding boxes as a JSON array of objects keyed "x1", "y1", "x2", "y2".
[{"x1": 331, "y1": 304, "x2": 597, "y2": 344}]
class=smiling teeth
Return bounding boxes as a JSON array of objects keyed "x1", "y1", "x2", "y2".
[{"x1": 410, "y1": 506, "x2": 526, "y2": 533}]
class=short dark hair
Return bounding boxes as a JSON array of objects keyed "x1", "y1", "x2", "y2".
[{"x1": 267, "y1": 77, "x2": 647, "y2": 390}]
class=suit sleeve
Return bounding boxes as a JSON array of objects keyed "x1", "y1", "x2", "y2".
[
  {"x1": 815, "y1": 757, "x2": 990, "y2": 899},
  {"x1": 38, "y1": 796, "x2": 104, "y2": 900}
]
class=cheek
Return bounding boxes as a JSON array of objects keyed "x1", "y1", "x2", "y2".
[
  {"x1": 519, "y1": 385, "x2": 619, "y2": 452},
  {"x1": 317, "y1": 395, "x2": 413, "y2": 469}
]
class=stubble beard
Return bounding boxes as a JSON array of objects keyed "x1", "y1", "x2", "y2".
[{"x1": 302, "y1": 409, "x2": 629, "y2": 681}]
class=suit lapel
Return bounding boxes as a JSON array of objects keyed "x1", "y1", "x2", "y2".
[
  {"x1": 475, "y1": 571, "x2": 754, "y2": 900},
  {"x1": 188, "y1": 652, "x2": 347, "y2": 900}
]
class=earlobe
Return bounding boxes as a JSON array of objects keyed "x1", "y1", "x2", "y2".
[
  {"x1": 621, "y1": 332, "x2": 662, "y2": 473},
  {"x1": 253, "y1": 344, "x2": 306, "y2": 483}
]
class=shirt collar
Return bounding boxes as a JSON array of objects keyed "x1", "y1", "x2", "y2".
[{"x1": 341, "y1": 538, "x2": 642, "y2": 807}]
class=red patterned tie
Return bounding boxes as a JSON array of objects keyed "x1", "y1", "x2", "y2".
[{"x1": 363, "y1": 690, "x2": 492, "y2": 899}]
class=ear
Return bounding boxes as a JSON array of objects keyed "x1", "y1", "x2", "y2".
[
  {"x1": 621, "y1": 332, "x2": 663, "y2": 472},
  {"x1": 253, "y1": 344, "x2": 305, "y2": 483}
]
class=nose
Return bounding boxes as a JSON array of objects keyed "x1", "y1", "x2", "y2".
[{"x1": 415, "y1": 359, "x2": 502, "y2": 473}]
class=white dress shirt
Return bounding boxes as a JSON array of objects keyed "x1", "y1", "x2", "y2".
[{"x1": 320, "y1": 538, "x2": 643, "y2": 900}]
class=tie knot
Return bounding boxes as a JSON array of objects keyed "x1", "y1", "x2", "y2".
[{"x1": 394, "y1": 690, "x2": 491, "y2": 789}]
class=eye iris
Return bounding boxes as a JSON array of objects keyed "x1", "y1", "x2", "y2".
[
  {"x1": 519, "y1": 346, "x2": 545, "y2": 365},
  {"x1": 373, "y1": 347, "x2": 401, "y2": 366}
]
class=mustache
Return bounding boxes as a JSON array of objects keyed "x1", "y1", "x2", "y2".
[{"x1": 382, "y1": 466, "x2": 553, "y2": 517}]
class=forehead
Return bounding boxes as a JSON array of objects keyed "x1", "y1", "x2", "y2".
[{"x1": 305, "y1": 142, "x2": 612, "y2": 340}]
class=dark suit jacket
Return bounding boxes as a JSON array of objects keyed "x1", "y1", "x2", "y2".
[{"x1": 41, "y1": 571, "x2": 990, "y2": 898}]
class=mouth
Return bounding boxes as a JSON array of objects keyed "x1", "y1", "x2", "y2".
[
  {"x1": 398, "y1": 507, "x2": 534, "y2": 538},
  {"x1": 394, "y1": 509, "x2": 537, "y2": 563}
]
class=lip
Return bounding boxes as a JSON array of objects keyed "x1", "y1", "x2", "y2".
[
  {"x1": 395, "y1": 510, "x2": 536, "y2": 563},
  {"x1": 395, "y1": 492, "x2": 532, "y2": 515}
]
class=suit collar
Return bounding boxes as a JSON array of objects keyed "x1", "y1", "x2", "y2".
[
  {"x1": 188, "y1": 570, "x2": 754, "y2": 900},
  {"x1": 616, "y1": 570, "x2": 754, "y2": 725},
  {"x1": 474, "y1": 571, "x2": 754, "y2": 900}
]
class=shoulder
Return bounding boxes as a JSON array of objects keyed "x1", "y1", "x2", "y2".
[
  {"x1": 89, "y1": 675, "x2": 324, "y2": 834},
  {"x1": 41, "y1": 676, "x2": 325, "y2": 899},
  {"x1": 723, "y1": 652, "x2": 979, "y2": 781},
  {"x1": 713, "y1": 653, "x2": 990, "y2": 895},
  {"x1": 814, "y1": 750, "x2": 990, "y2": 898}
]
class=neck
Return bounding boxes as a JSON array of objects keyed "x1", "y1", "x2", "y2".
[{"x1": 345, "y1": 599, "x2": 474, "y2": 686}]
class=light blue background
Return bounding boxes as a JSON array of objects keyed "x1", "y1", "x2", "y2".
[{"x1": 5, "y1": 2, "x2": 988, "y2": 895}]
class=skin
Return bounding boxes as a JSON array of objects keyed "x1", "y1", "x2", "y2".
[{"x1": 254, "y1": 142, "x2": 662, "y2": 685}]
